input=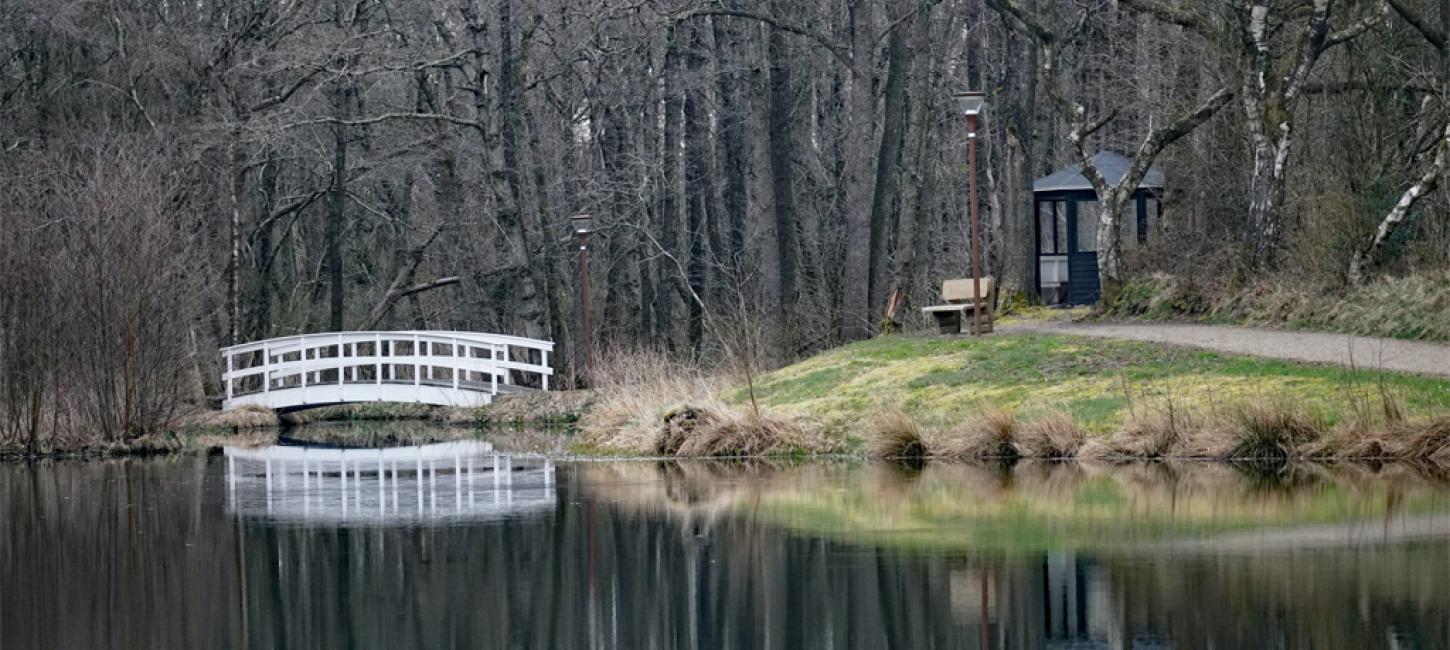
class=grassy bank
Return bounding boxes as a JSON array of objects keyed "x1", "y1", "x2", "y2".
[
  {"x1": 1108, "y1": 271, "x2": 1450, "y2": 342},
  {"x1": 735, "y1": 333, "x2": 1450, "y2": 440},
  {"x1": 580, "y1": 331, "x2": 1450, "y2": 460}
]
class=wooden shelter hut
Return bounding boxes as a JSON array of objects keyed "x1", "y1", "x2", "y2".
[{"x1": 1033, "y1": 151, "x2": 1163, "y2": 305}]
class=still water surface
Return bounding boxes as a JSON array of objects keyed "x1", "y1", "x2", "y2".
[{"x1": 4, "y1": 440, "x2": 1450, "y2": 649}]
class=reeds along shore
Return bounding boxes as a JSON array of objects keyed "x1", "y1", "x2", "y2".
[
  {"x1": 576, "y1": 351, "x2": 841, "y2": 457},
  {"x1": 870, "y1": 397, "x2": 1450, "y2": 463},
  {"x1": 571, "y1": 346, "x2": 1450, "y2": 462},
  {"x1": 583, "y1": 368, "x2": 1450, "y2": 462}
]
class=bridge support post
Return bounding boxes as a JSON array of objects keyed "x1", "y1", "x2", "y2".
[
  {"x1": 491, "y1": 344, "x2": 500, "y2": 395},
  {"x1": 262, "y1": 342, "x2": 271, "y2": 396},
  {"x1": 337, "y1": 333, "x2": 345, "y2": 388}
]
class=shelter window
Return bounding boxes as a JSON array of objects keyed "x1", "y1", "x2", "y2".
[
  {"x1": 1144, "y1": 198, "x2": 1160, "y2": 241},
  {"x1": 1037, "y1": 201, "x2": 1067, "y2": 255},
  {"x1": 1075, "y1": 200, "x2": 1099, "y2": 253}
]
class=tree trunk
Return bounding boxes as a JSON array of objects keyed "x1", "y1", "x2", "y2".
[
  {"x1": 1000, "y1": 6, "x2": 1040, "y2": 301},
  {"x1": 654, "y1": 29, "x2": 684, "y2": 351},
  {"x1": 494, "y1": 0, "x2": 547, "y2": 340},
  {"x1": 889, "y1": 2, "x2": 936, "y2": 314},
  {"x1": 714, "y1": 17, "x2": 749, "y2": 270},
  {"x1": 599, "y1": 101, "x2": 642, "y2": 346},
  {"x1": 1242, "y1": 131, "x2": 1291, "y2": 270},
  {"x1": 683, "y1": 23, "x2": 711, "y2": 357},
  {"x1": 226, "y1": 136, "x2": 244, "y2": 346},
  {"x1": 839, "y1": 0, "x2": 878, "y2": 341},
  {"x1": 867, "y1": 16, "x2": 911, "y2": 326},
  {"x1": 766, "y1": 25, "x2": 799, "y2": 348},
  {"x1": 326, "y1": 94, "x2": 347, "y2": 332},
  {"x1": 250, "y1": 151, "x2": 279, "y2": 340}
]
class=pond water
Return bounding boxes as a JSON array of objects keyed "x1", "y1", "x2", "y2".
[{"x1": 5, "y1": 439, "x2": 1450, "y2": 649}]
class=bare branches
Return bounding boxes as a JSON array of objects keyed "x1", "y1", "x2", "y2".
[
  {"x1": 673, "y1": 8, "x2": 855, "y2": 72},
  {"x1": 1388, "y1": 0, "x2": 1448, "y2": 51},
  {"x1": 988, "y1": 0, "x2": 1233, "y2": 295},
  {"x1": 983, "y1": 0, "x2": 1056, "y2": 43},
  {"x1": 363, "y1": 227, "x2": 457, "y2": 330},
  {"x1": 1326, "y1": 1, "x2": 1389, "y2": 48},
  {"x1": 1351, "y1": 122, "x2": 1450, "y2": 283},
  {"x1": 282, "y1": 112, "x2": 481, "y2": 131},
  {"x1": 247, "y1": 68, "x2": 328, "y2": 113},
  {"x1": 1140, "y1": 88, "x2": 1236, "y2": 159},
  {"x1": 251, "y1": 191, "x2": 326, "y2": 240},
  {"x1": 1117, "y1": 0, "x2": 1213, "y2": 35}
]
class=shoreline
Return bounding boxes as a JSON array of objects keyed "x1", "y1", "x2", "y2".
[{"x1": 14, "y1": 329, "x2": 1450, "y2": 464}]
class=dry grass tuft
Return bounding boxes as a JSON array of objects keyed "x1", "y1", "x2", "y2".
[
  {"x1": 1076, "y1": 438, "x2": 1119, "y2": 461},
  {"x1": 673, "y1": 407, "x2": 827, "y2": 457},
  {"x1": 184, "y1": 405, "x2": 279, "y2": 429},
  {"x1": 1015, "y1": 411, "x2": 1085, "y2": 458},
  {"x1": 1216, "y1": 401, "x2": 1321, "y2": 460},
  {"x1": 578, "y1": 348, "x2": 832, "y2": 457},
  {"x1": 1112, "y1": 408, "x2": 1188, "y2": 458},
  {"x1": 1400, "y1": 416, "x2": 1450, "y2": 463},
  {"x1": 578, "y1": 349, "x2": 721, "y2": 453},
  {"x1": 192, "y1": 428, "x2": 277, "y2": 450},
  {"x1": 1300, "y1": 420, "x2": 1406, "y2": 460},
  {"x1": 867, "y1": 408, "x2": 929, "y2": 459},
  {"x1": 480, "y1": 390, "x2": 592, "y2": 425},
  {"x1": 935, "y1": 409, "x2": 1019, "y2": 460},
  {"x1": 1380, "y1": 391, "x2": 1408, "y2": 425}
]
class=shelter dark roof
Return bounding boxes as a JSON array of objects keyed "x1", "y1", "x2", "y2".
[{"x1": 1032, "y1": 151, "x2": 1165, "y2": 193}]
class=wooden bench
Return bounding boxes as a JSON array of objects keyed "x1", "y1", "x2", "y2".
[{"x1": 921, "y1": 277, "x2": 995, "y2": 335}]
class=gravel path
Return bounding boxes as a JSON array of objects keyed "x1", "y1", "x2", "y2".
[{"x1": 1002, "y1": 321, "x2": 1450, "y2": 378}]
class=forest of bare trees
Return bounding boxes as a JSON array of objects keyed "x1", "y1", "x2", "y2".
[{"x1": 2, "y1": 0, "x2": 1449, "y2": 446}]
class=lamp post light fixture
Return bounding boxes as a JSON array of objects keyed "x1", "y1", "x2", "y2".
[
  {"x1": 954, "y1": 91, "x2": 987, "y2": 336},
  {"x1": 571, "y1": 214, "x2": 594, "y2": 384}
]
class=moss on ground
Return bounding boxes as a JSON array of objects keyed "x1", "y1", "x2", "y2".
[{"x1": 727, "y1": 332, "x2": 1450, "y2": 446}]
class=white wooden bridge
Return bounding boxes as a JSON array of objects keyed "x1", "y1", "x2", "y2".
[
  {"x1": 224, "y1": 441, "x2": 557, "y2": 526},
  {"x1": 221, "y1": 331, "x2": 553, "y2": 412}
]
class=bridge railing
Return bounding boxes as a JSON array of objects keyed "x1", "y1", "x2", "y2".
[{"x1": 221, "y1": 331, "x2": 553, "y2": 407}]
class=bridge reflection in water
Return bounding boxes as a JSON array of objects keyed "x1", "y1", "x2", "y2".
[{"x1": 224, "y1": 441, "x2": 555, "y2": 525}]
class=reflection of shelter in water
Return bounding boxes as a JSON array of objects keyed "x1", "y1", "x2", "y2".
[{"x1": 224, "y1": 441, "x2": 555, "y2": 525}]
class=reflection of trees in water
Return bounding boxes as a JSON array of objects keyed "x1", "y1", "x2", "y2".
[
  {"x1": 583, "y1": 460, "x2": 1450, "y2": 649},
  {"x1": 0, "y1": 456, "x2": 245, "y2": 649},
  {"x1": 5, "y1": 458, "x2": 1450, "y2": 648}
]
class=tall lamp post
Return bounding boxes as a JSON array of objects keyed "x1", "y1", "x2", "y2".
[
  {"x1": 571, "y1": 214, "x2": 594, "y2": 384},
  {"x1": 954, "y1": 91, "x2": 987, "y2": 336}
]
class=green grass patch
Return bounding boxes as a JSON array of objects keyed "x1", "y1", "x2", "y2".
[{"x1": 727, "y1": 332, "x2": 1450, "y2": 445}]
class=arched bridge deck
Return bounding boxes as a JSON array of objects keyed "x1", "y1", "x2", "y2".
[{"x1": 222, "y1": 331, "x2": 553, "y2": 412}]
